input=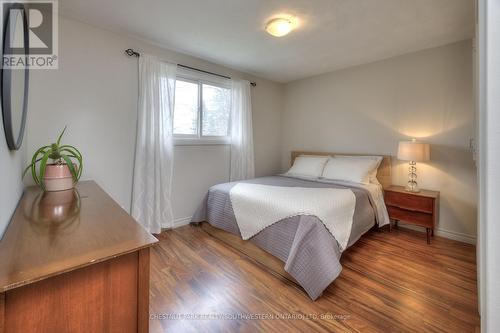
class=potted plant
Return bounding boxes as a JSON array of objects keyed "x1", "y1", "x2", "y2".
[{"x1": 23, "y1": 127, "x2": 83, "y2": 191}]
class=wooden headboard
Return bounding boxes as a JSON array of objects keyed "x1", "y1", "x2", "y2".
[{"x1": 291, "y1": 151, "x2": 392, "y2": 189}]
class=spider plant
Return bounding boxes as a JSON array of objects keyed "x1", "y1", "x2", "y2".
[{"x1": 23, "y1": 127, "x2": 83, "y2": 190}]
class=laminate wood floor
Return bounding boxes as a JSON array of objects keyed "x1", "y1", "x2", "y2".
[{"x1": 149, "y1": 225, "x2": 480, "y2": 333}]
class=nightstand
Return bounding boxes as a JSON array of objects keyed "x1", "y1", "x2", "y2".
[{"x1": 384, "y1": 185, "x2": 440, "y2": 244}]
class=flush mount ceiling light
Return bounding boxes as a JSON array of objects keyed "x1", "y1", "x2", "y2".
[{"x1": 265, "y1": 18, "x2": 294, "y2": 37}]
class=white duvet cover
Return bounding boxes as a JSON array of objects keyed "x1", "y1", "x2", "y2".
[{"x1": 230, "y1": 183, "x2": 356, "y2": 251}]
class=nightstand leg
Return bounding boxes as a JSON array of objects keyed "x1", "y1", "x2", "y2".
[
  {"x1": 426, "y1": 228, "x2": 431, "y2": 244},
  {"x1": 394, "y1": 220, "x2": 398, "y2": 228}
]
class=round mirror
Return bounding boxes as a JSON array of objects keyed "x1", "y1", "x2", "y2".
[{"x1": 1, "y1": 3, "x2": 29, "y2": 150}]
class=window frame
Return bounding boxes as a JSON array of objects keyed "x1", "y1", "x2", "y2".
[{"x1": 173, "y1": 70, "x2": 232, "y2": 146}]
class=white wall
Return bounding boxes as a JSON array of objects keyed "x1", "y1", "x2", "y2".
[
  {"x1": 172, "y1": 145, "x2": 230, "y2": 225},
  {"x1": 282, "y1": 40, "x2": 477, "y2": 243},
  {"x1": 478, "y1": 0, "x2": 500, "y2": 330},
  {"x1": 26, "y1": 17, "x2": 283, "y2": 222},
  {"x1": 0, "y1": 121, "x2": 25, "y2": 238}
]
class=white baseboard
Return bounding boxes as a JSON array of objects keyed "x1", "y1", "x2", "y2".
[
  {"x1": 397, "y1": 223, "x2": 476, "y2": 244},
  {"x1": 170, "y1": 216, "x2": 477, "y2": 244},
  {"x1": 173, "y1": 216, "x2": 192, "y2": 228}
]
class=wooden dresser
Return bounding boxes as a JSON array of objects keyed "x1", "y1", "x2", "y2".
[
  {"x1": 0, "y1": 181, "x2": 158, "y2": 333},
  {"x1": 384, "y1": 185, "x2": 440, "y2": 244}
]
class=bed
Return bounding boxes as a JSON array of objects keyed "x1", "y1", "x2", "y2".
[{"x1": 191, "y1": 151, "x2": 391, "y2": 300}]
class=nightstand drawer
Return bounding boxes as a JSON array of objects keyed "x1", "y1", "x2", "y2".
[
  {"x1": 387, "y1": 206, "x2": 433, "y2": 227},
  {"x1": 385, "y1": 191, "x2": 434, "y2": 213}
]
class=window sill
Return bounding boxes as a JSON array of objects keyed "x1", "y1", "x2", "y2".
[{"x1": 174, "y1": 138, "x2": 231, "y2": 146}]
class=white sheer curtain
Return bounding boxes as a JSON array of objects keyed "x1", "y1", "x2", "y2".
[
  {"x1": 230, "y1": 79, "x2": 255, "y2": 181},
  {"x1": 131, "y1": 55, "x2": 176, "y2": 234}
]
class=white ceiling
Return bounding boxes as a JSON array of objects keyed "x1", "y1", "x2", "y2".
[{"x1": 60, "y1": 0, "x2": 474, "y2": 83}]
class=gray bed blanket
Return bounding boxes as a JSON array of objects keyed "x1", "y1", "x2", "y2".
[{"x1": 191, "y1": 176, "x2": 376, "y2": 300}]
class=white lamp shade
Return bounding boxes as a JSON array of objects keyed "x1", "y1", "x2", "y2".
[{"x1": 397, "y1": 141, "x2": 430, "y2": 162}]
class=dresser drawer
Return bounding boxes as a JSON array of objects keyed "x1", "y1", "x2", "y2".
[
  {"x1": 384, "y1": 191, "x2": 434, "y2": 213},
  {"x1": 387, "y1": 206, "x2": 434, "y2": 227}
]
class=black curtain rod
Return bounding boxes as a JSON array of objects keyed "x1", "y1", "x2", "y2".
[{"x1": 125, "y1": 48, "x2": 256, "y2": 87}]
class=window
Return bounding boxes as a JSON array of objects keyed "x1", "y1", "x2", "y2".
[
  {"x1": 173, "y1": 80, "x2": 199, "y2": 135},
  {"x1": 173, "y1": 74, "x2": 231, "y2": 143}
]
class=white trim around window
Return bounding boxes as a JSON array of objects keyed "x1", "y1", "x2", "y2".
[{"x1": 173, "y1": 68, "x2": 232, "y2": 146}]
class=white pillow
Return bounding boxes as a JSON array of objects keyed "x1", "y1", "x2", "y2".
[
  {"x1": 334, "y1": 155, "x2": 383, "y2": 185},
  {"x1": 322, "y1": 156, "x2": 381, "y2": 184},
  {"x1": 286, "y1": 155, "x2": 330, "y2": 178}
]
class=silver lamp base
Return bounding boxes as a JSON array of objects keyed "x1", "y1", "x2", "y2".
[{"x1": 405, "y1": 161, "x2": 421, "y2": 193}]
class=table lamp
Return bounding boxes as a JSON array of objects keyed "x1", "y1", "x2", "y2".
[{"x1": 397, "y1": 139, "x2": 430, "y2": 192}]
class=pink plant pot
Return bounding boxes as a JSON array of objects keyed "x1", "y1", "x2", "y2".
[{"x1": 43, "y1": 164, "x2": 77, "y2": 192}]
